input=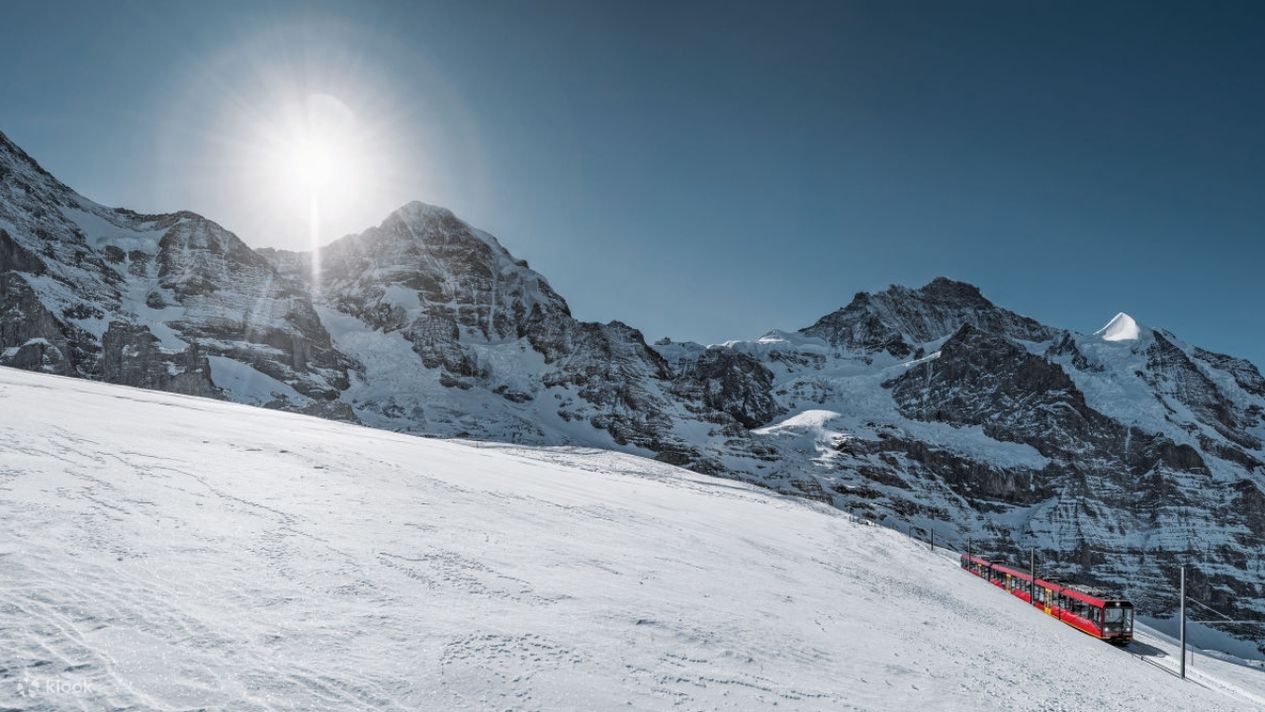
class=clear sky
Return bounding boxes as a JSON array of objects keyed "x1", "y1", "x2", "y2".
[{"x1": 2, "y1": 1, "x2": 1262, "y2": 366}]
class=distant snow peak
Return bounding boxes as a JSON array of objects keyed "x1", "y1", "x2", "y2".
[{"x1": 1095, "y1": 312, "x2": 1141, "y2": 342}]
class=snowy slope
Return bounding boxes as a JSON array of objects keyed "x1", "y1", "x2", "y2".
[{"x1": 2, "y1": 366, "x2": 1263, "y2": 711}]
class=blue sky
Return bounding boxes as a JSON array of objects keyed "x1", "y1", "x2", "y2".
[{"x1": 2, "y1": 1, "x2": 1262, "y2": 366}]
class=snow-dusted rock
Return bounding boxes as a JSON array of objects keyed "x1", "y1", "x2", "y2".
[
  {"x1": 801, "y1": 276, "x2": 1054, "y2": 358},
  {"x1": 0, "y1": 131, "x2": 351, "y2": 406},
  {"x1": 256, "y1": 201, "x2": 770, "y2": 472}
]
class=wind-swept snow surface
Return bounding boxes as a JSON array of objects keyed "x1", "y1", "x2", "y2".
[{"x1": 1, "y1": 367, "x2": 1262, "y2": 711}]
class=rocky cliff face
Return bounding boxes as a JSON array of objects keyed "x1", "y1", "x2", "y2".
[
  {"x1": 4, "y1": 130, "x2": 1265, "y2": 651},
  {"x1": 257, "y1": 200, "x2": 761, "y2": 468},
  {"x1": 0, "y1": 131, "x2": 349, "y2": 409},
  {"x1": 800, "y1": 277, "x2": 1055, "y2": 358}
]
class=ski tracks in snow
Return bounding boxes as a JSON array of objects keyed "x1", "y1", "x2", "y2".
[{"x1": 2, "y1": 369, "x2": 1264, "y2": 710}]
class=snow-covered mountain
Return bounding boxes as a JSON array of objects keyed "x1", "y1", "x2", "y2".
[
  {"x1": 255, "y1": 201, "x2": 755, "y2": 466},
  {"x1": 0, "y1": 131, "x2": 351, "y2": 415},
  {"x1": 697, "y1": 285, "x2": 1265, "y2": 644},
  {"x1": 4, "y1": 366, "x2": 1264, "y2": 710},
  {"x1": 3, "y1": 129, "x2": 1264, "y2": 653}
]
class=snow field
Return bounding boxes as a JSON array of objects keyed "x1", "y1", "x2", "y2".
[{"x1": 1, "y1": 366, "x2": 1262, "y2": 711}]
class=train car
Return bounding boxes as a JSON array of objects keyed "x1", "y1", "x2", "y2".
[{"x1": 960, "y1": 553, "x2": 1134, "y2": 644}]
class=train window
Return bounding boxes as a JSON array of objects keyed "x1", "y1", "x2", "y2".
[{"x1": 1104, "y1": 608, "x2": 1126, "y2": 624}]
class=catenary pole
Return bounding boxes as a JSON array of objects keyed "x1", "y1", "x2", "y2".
[{"x1": 1179, "y1": 565, "x2": 1187, "y2": 680}]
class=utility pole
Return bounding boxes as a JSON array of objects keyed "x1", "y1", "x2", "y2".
[
  {"x1": 930, "y1": 529, "x2": 935, "y2": 552},
  {"x1": 1180, "y1": 565, "x2": 1187, "y2": 680}
]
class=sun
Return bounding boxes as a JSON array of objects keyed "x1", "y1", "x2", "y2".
[
  {"x1": 286, "y1": 135, "x2": 337, "y2": 192},
  {"x1": 159, "y1": 23, "x2": 456, "y2": 269},
  {"x1": 244, "y1": 91, "x2": 372, "y2": 274},
  {"x1": 274, "y1": 93, "x2": 360, "y2": 196}
]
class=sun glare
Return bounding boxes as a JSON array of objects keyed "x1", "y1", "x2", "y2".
[
  {"x1": 277, "y1": 93, "x2": 359, "y2": 195},
  {"x1": 286, "y1": 137, "x2": 336, "y2": 191},
  {"x1": 159, "y1": 23, "x2": 462, "y2": 266},
  {"x1": 249, "y1": 91, "x2": 372, "y2": 277}
]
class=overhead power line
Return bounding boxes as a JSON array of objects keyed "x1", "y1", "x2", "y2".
[{"x1": 1187, "y1": 596, "x2": 1235, "y2": 623}]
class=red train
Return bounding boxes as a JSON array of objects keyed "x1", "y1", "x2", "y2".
[{"x1": 961, "y1": 553, "x2": 1134, "y2": 644}]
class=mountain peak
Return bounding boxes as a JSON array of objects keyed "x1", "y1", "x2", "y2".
[
  {"x1": 0, "y1": 129, "x2": 80, "y2": 201},
  {"x1": 389, "y1": 200, "x2": 454, "y2": 223},
  {"x1": 800, "y1": 277, "x2": 1050, "y2": 355},
  {"x1": 862, "y1": 277, "x2": 992, "y2": 313},
  {"x1": 917, "y1": 276, "x2": 987, "y2": 301},
  {"x1": 0, "y1": 129, "x2": 26, "y2": 160},
  {"x1": 1095, "y1": 312, "x2": 1141, "y2": 342}
]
